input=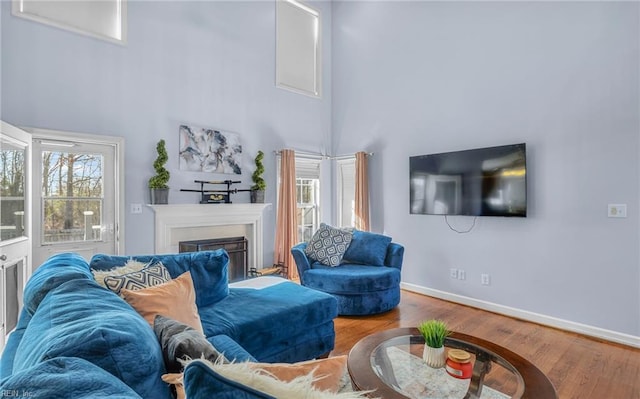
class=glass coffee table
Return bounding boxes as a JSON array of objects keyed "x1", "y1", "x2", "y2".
[{"x1": 348, "y1": 328, "x2": 557, "y2": 399}]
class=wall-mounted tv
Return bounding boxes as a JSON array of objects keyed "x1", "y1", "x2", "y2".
[{"x1": 410, "y1": 143, "x2": 527, "y2": 217}]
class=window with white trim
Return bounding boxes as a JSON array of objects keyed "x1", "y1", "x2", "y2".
[
  {"x1": 277, "y1": 155, "x2": 322, "y2": 242},
  {"x1": 296, "y1": 158, "x2": 321, "y2": 242},
  {"x1": 337, "y1": 158, "x2": 356, "y2": 228},
  {"x1": 276, "y1": 0, "x2": 321, "y2": 98},
  {"x1": 12, "y1": 0, "x2": 127, "y2": 44}
]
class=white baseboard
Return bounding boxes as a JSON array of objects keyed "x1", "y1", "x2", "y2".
[{"x1": 401, "y1": 282, "x2": 640, "y2": 349}]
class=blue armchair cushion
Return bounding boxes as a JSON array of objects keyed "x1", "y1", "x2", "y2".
[
  {"x1": 0, "y1": 357, "x2": 142, "y2": 398},
  {"x1": 343, "y1": 230, "x2": 392, "y2": 266},
  {"x1": 153, "y1": 315, "x2": 225, "y2": 373},
  {"x1": 13, "y1": 278, "x2": 171, "y2": 399},
  {"x1": 304, "y1": 223, "x2": 353, "y2": 266},
  {"x1": 90, "y1": 250, "x2": 230, "y2": 307},
  {"x1": 306, "y1": 264, "x2": 400, "y2": 293}
]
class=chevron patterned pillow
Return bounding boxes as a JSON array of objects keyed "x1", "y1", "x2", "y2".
[
  {"x1": 304, "y1": 223, "x2": 353, "y2": 267},
  {"x1": 104, "y1": 262, "x2": 172, "y2": 296},
  {"x1": 92, "y1": 259, "x2": 149, "y2": 289}
]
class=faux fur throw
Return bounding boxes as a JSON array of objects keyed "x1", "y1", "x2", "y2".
[{"x1": 185, "y1": 357, "x2": 377, "y2": 399}]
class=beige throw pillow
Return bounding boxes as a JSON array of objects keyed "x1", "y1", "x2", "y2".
[{"x1": 121, "y1": 271, "x2": 204, "y2": 334}]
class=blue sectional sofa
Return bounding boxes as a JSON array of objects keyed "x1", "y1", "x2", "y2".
[{"x1": 0, "y1": 251, "x2": 338, "y2": 398}]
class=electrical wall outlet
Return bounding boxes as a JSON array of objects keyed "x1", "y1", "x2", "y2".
[
  {"x1": 131, "y1": 203, "x2": 143, "y2": 214},
  {"x1": 458, "y1": 270, "x2": 466, "y2": 280},
  {"x1": 608, "y1": 204, "x2": 627, "y2": 218},
  {"x1": 450, "y1": 268, "x2": 458, "y2": 279},
  {"x1": 481, "y1": 274, "x2": 491, "y2": 286}
]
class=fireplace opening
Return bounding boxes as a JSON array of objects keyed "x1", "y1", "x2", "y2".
[{"x1": 178, "y1": 237, "x2": 248, "y2": 282}]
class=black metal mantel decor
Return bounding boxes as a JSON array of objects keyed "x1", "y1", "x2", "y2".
[{"x1": 180, "y1": 180, "x2": 252, "y2": 204}]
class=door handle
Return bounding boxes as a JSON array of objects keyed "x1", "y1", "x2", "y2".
[{"x1": 0, "y1": 254, "x2": 6, "y2": 261}]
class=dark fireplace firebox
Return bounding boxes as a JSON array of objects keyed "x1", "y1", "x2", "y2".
[{"x1": 179, "y1": 236, "x2": 248, "y2": 282}]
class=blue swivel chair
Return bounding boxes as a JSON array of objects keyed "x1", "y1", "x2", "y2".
[{"x1": 291, "y1": 230, "x2": 404, "y2": 316}]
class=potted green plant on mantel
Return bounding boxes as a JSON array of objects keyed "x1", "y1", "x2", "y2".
[
  {"x1": 418, "y1": 319, "x2": 449, "y2": 368},
  {"x1": 250, "y1": 150, "x2": 266, "y2": 203},
  {"x1": 149, "y1": 139, "x2": 170, "y2": 205}
]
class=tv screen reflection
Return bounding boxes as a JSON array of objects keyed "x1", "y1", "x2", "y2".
[{"x1": 410, "y1": 144, "x2": 527, "y2": 217}]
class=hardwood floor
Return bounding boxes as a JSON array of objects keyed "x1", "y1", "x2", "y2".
[{"x1": 331, "y1": 290, "x2": 640, "y2": 399}]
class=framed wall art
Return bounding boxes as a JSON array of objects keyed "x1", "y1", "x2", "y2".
[{"x1": 179, "y1": 125, "x2": 242, "y2": 174}]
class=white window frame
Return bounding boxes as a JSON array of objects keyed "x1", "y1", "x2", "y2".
[
  {"x1": 294, "y1": 157, "x2": 322, "y2": 242},
  {"x1": 12, "y1": 0, "x2": 127, "y2": 45},
  {"x1": 277, "y1": 154, "x2": 324, "y2": 242},
  {"x1": 276, "y1": 0, "x2": 321, "y2": 98},
  {"x1": 296, "y1": 177, "x2": 320, "y2": 242},
  {"x1": 336, "y1": 157, "x2": 356, "y2": 228}
]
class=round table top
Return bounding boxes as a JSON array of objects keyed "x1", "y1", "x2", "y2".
[{"x1": 347, "y1": 327, "x2": 557, "y2": 399}]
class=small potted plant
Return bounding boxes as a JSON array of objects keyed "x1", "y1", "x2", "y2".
[
  {"x1": 250, "y1": 150, "x2": 266, "y2": 203},
  {"x1": 149, "y1": 139, "x2": 170, "y2": 204},
  {"x1": 418, "y1": 319, "x2": 449, "y2": 368}
]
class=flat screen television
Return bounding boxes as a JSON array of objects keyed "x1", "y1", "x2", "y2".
[{"x1": 410, "y1": 143, "x2": 527, "y2": 217}]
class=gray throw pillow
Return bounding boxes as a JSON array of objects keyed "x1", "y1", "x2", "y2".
[
  {"x1": 153, "y1": 315, "x2": 226, "y2": 373},
  {"x1": 304, "y1": 223, "x2": 353, "y2": 267}
]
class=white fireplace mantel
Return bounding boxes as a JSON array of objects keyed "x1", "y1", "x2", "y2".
[{"x1": 148, "y1": 203, "x2": 271, "y2": 269}]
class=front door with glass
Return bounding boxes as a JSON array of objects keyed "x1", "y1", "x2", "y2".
[
  {"x1": 0, "y1": 121, "x2": 31, "y2": 353},
  {"x1": 31, "y1": 133, "x2": 120, "y2": 268}
]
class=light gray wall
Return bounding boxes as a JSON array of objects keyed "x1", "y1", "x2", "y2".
[
  {"x1": 2, "y1": 0, "x2": 639, "y2": 338},
  {"x1": 1, "y1": 0, "x2": 333, "y2": 265},
  {"x1": 332, "y1": 1, "x2": 640, "y2": 336}
]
